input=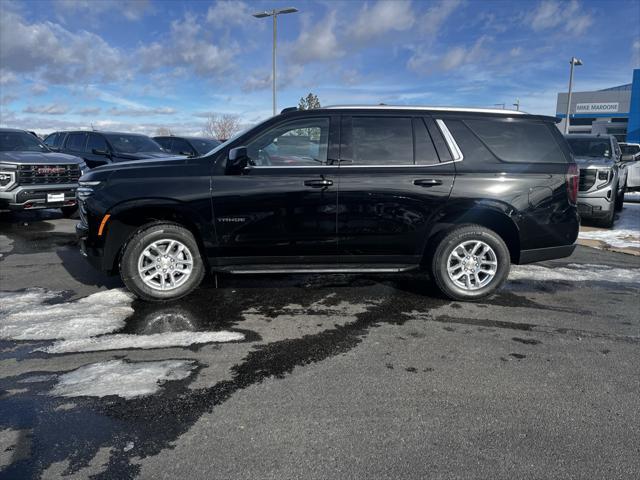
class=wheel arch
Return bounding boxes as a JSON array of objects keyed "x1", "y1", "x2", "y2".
[
  {"x1": 103, "y1": 199, "x2": 212, "y2": 274},
  {"x1": 423, "y1": 204, "x2": 521, "y2": 264}
]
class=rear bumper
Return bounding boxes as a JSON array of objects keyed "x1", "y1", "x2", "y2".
[{"x1": 518, "y1": 244, "x2": 576, "y2": 264}]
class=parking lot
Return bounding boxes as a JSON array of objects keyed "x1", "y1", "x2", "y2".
[{"x1": 1, "y1": 206, "x2": 639, "y2": 479}]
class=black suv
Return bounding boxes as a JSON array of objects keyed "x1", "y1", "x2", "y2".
[
  {"x1": 76, "y1": 106, "x2": 579, "y2": 302},
  {"x1": 153, "y1": 136, "x2": 221, "y2": 157},
  {"x1": 44, "y1": 131, "x2": 174, "y2": 169}
]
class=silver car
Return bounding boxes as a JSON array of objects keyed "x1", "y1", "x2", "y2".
[
  {"x1": 564, "y1": 134, "x2": 627, "y2": 228},
  {"x1": 620, "y1": 143, "x2": 640, "y2": 192}
]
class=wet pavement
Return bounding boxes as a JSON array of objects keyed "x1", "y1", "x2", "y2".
[{"x1": 0, "y1": 210, "x2": 639, "y2": 479}]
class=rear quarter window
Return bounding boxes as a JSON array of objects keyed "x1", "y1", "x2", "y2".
[{"x1": 464, "y1": 119, "x2": 568, "y2": 163}]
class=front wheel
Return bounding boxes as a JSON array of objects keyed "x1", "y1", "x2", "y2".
[
  {"x1": 429, "y1": 225, "x2": 511, "y2": 301},
  {"x1": 120, "y1": 223, "x2": 205, "y2": 301},
  {"x1": 615, "y1": 187, "x2": 624, "y2": 212}
]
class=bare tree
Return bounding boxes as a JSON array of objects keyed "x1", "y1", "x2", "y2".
[
  {"x1": 155, "y1": 127, "x2": 172, "y2": 136},
  {"x1": 202, "y1": 113, "x2": 241, "y2": 141}
]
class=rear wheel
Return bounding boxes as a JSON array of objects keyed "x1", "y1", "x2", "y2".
[
  {"x1": 120, "y1": 223, "x2": 205, "y2": 301},
  {"x1": 429, "y1": 225, "x2": 511, "y2": 301}
]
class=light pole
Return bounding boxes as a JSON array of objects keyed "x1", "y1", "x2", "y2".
[
  {"x1": 564, "y1": 57, "x2": 583, "y2": 134},
  {"x1": 253, "y1": 7, "x2": 298, "y2": 116},
  {"x1": 513, "y1": 98, "x2": 520, "y2": 111}
]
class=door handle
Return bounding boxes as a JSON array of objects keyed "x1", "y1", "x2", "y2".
[
  {"x1": 413, "y1": 178, "x2": 443, "y2": 187},
  {"x1": 304, "y1": 179, "x2": 333, "y2": 188}
]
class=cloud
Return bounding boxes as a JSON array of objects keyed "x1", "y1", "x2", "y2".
[
  {"x1": 137, "y1": 13, "x2": 235, "y2": 77},
  {"x1": 106, "y1": 106, "x2": 177, "y2": 117},
  {"x1": 408, "y1": 35, "x2": 490, "y2": 74},
  {"x1": 54, "y1": 0, "x2": 152, "y2": 21},
  {"x1": 0, "y1": 69, "x2": 17, "y2": 85},
  {"x1": 30, "y1": 83, "x2": 48, "y2": 95},
  {"x1": 206, "y1": 0, "x2": 251, "y2": 27},
  {"x1": 0, "y1": 10, "x2": 128, "y2": 84},
  {"x1": 289, "y1": 11, "x2": 343, "y2": 65},
  {"x1": 528, "y1": 0, "x2": 592, "y2": 35},
  {"x1": 634, "y1": 39, "x2": 640, "y2": 67},
  {"x1": 349, "y1": 0, "x2": 415, "y2": 42},
  {"x1": 23, "y1": 104, "x2": 71, "y2": 115},
  {"x1": 420, "y1": 0, "x2": 463, "y2": 37},
  {"x1": 1, "y1": 95, "x2": 18, "y2": 106},
  {"x1": 76, "y1": 107, "x2": 102, "y2": 116}
]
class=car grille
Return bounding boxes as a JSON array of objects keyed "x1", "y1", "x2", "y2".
[
  {"x1": 578, "y1": 169, "x2": 596, "y2": 191},
  {"x1": 17, "y1": 164, "x2": 81, "y2": 185}
]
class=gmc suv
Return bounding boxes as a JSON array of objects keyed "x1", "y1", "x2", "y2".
[
  {"x1": 565, "y1": 134, "x2": 627, "y2": 227},
  {"x1": 76, "y1": 106, "x2": 579, "y2": 302},
  {"x1": 0, "y1": 128, "x2": 84, "y2": 216}
]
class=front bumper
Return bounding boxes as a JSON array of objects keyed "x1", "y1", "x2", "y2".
[
  {"x1": 76, "y1": 222, "x2": 104, "y2": 271},
  {"x1": 577, "y1": 196, "x2": 613, "y2": 219},
  {"x1": 0, "y1": 184, "x2": 77, "y2": 211}
]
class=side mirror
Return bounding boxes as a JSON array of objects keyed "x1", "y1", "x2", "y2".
[
  {"x1": 621, "y1": 154, "x2": 635, "y2": 162},
  {"x1": 92, "y1": 148, "x2": 110, "y2": 156},
  {"x1": 226, "y1": 146, "x2": 249, "y2": 174}
]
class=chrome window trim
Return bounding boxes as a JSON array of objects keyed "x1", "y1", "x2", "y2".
[{"x1": 435, "y1": 119, "x2": 464, "y2": 162}]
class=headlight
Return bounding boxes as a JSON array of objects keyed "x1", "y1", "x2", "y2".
[
  {"x1": 0, "y1": 170, "x2": 16, "y2": 191},
  {"x1": 597, "y1": 170, "x2": 609, "y2": 181},
  {"x1": 76, "y1": 180, "x2": 102, "y2": 201},
  {"x1": 78, "y1": 162, "x2": 88, "y2": 175}
]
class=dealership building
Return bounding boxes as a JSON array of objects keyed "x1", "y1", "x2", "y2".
[{"x1": 556, "y1": 68, "x2": 640, "y2": 143}]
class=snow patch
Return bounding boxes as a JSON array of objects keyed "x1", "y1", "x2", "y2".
[
  {"x1": 50, "y1": 359, "x2": 196, "y2": 399},
  {"x1": 40, "y1": 330, "x2": 245, "y2": 354},
  {"x1": 578, "y1": 203, "x2": 640, "y2": 249},
  {"x1": 510, "y1": 263, "x2": 640, "y2": 283},
  {"x1": 0, "y1": 289, "x2": 134, "y2": 341}
]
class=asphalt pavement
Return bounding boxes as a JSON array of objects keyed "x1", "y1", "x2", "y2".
[{"x1": 0, "y1": 209, "x2": 639, "y2": 480}]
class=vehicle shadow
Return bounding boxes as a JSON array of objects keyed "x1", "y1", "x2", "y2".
[{"x1": 56, "y1": 247, "x2": 123, "y2": 289}]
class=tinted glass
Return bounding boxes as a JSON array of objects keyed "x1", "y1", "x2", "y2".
[
  {"x1": 566, "y1": 138, "x2": 612, "y2": 158},
  {"x1": 105, "y1": 134, "x2": 163, "y2": 154},
  {"x1": 154, "y1": 137, "x2": 172, "y2": 150},
  {"x1": 65, "y1": 133, "x2": 86, "y2": 152},
  {"x1": 246, "y1": 117, "x2": 329, "y2": 166},
  {"x1": 352, "y1": 117, "x2": 413, "y2": 165},
  {"x1": 191, "y1": 139, "x2": 220, "y2": 155},
  {"x1": 43, "y1": 133, "x2": 58, "y2": 147},
  {"x1": 621, "y1": 144, "x2": 640, "y2": 155},
  {"x1": 0, "y1": 131, "x2": 48, "y2": 152},
  {"x1": 86, "y1": 133, "x2": 108, "y2": 153},
  {"x1": 465, "y1": 119, "x2": 567, "y2": 163},
  {"x1": 445, "y1": 120, "x2": 496, "y2": 164},
  {"x1": 413, "y1": 118, "x2": 439, "y2": 165},
  {"x1": 169, "y1": 138, "x2": 192, "y2": 155}
]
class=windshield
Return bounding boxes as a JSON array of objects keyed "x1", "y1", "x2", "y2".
[
  {"x1": 191, "y1": 139, "x2": 221, "y2": 156},
  {"x1": 0, "y1": 131, "x2": 49, "y2": 153},
  {"x1": 621, "y1": 144, "x2": 640, "y2": 155},
  {"x1": 105, "y1": 134, "x2": 164, "y2": 154},
  {"x1": 566, "y1": 138, "x2": 612, "y2": 158}
]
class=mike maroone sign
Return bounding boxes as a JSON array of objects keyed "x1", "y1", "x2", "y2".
[{"x1": 575, "y1": 102, "x2": 619, "y2": 114}]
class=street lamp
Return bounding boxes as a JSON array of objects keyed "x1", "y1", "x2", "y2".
[
  {"x1": 253, "y1": 7, "x2": 298, "y2": 116},
  {"x1": 564, "y1": 57, "x2": 583, "y2": 134}
]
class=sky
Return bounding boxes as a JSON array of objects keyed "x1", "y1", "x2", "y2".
[{"x1": 0, "y1": 0, "x2": 639, "y2": 136}]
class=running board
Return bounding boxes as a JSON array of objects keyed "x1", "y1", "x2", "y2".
[{"x1": 213, "y1": 264, "x2": 419, "y2": 274}]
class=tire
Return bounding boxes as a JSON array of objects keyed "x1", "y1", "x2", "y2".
[
  {"x1": 429, "y1": 225, "x2": 511, "y2": 301},
  {"x1": 615, "y1": 187, "x2": 624, "y2": 212},
  {"x1": 596, "y1": 205, "x2": 615, "y2": 228},
  {"x1": 61, "y1": 206, "x2": 79, "y2": 218},
  {"x1": 119, "y1": 223, "x2": 205, "y2": 302}
]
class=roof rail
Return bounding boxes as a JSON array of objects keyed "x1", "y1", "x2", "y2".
[
  {"x1": 280, "y1": 107, "x2": 298, "y2": 114},
  {"x1": 323, "y1": 105, "x2": 526, "y2": 115}
]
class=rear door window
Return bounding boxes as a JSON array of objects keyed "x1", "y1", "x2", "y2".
[
  {"x1": 464, "y1": 119, "x2": 567, "y2": 163},
  {"x1": 350, "y1": 117, "x2": 413, "y2": 165},
  {"x1": 65, "y1": 133, "x2": 87, "y2": 152}
]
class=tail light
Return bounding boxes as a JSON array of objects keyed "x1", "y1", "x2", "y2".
[{"x1": 566, "y1": 163, "x2": 579, "y2": 205}]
